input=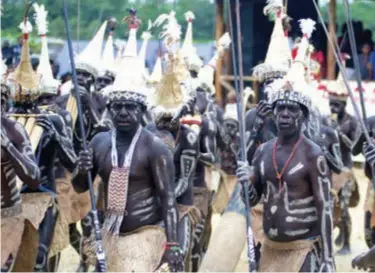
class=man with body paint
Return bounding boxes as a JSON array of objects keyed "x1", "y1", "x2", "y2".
[
  {"x1": 352, "y1": 142, "x2": 375, "y2": 272},
  {"x1": 237, "y1": 83, "x2": 335, "y2": 272},
  {"x1": 72, "y1": 84, "x2": 184, "y2": 272},
  {"x1": 1, "y1": 59, "x2": 41, "y2": 271}
]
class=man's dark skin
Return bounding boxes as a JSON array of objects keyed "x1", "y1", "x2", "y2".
[
  {"x1": 10, "y1": 91, "x2": 77, "y2": 272},
  {"x1": 352, "y1": 143, "x2": 375, "y2": 271},
  {"x1": 1, "y1": 88, "x2": 40, "y2": 271},
  {"x1": 73, "y1": 98, "x2": 184, "y2": 271},
  {"x1": 55, "y1": 69, "x2": 109, "y2": 271},
  {"x1": 352, "y1": 115, "x2": 375, "y2": 249},
  {"x1": 238, "y1": 94, "x2": 335, "y2": 272},
  {"x1": 147, "y1": 113, "x2": 199, "y2": 269},
  {"x1": 325, "y1": 97, "x2": 359, "y2": 255},
  {"x1": 95, "y1": 71, "x2": 115, "y2": 92},
  {"x1": 1, "y1": 91, "x2": 40, "y2": 208}
]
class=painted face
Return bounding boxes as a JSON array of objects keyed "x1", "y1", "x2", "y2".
[
  {"x1": 274, "y1": 100, "x2": 304, "y2": 136},
  {"x1": 224, "y1": 119, "x2": 238, "y2": 137},
  {"x1": 95, "y1": 75, "x2": 114, "y2": 91},
  {"x1": 329, "y1": 99, "x2": 346, "y2": 115},
  {"x1": 109, "y1": 99, "x2": 143, "y2": 132},
  {"x1": 37, "y1": 93, "x2": 56, "y2": 107},
  {"x1": 76, "y1": 70, "x2": 94, "y2": 91}
]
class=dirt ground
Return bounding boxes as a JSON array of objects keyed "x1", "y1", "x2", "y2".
[{"x1": 58, "y1": 167, "x2": 370, "y2": 272}]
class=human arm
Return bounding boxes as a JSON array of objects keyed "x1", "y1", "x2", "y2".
[
  {"x1": 71, "y1": 138, "x2": 99, "y2": 193},
  {"x1": 36, "y1": 114, "x2": 77, "y2": 172},
  {"x1": 198, "y1": 115, "x2": 216, "y2": 165},
  {"x1": 150, "y1": 138, "x2": 183, "y2": 271},
  {"x1": 309, "y1": 153, "x2": 335, "y2": 271},
  {"x1": 322, "y1": 127, "x2": 344, "y2": 174},
  {"x1": 175, "y1": 130, "x2": 199, "y2": 198},
  {"x1": 1, "y1": 121, "x2": 40, "y2": 189},
  {"x1": 237, "y1": 145, "x2": 264, "y2": 206}
]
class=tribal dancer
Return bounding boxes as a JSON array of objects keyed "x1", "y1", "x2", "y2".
[
  {"x1": 95, "y1": 18, "x2": 117, "y2": 93},
  {"x1": 352, "y1": 143, "x2": 375, "y2": 271},
  {"x1": 9, "y1": 18, "x2": 77, "y2": 272},
  {"x1": 325, "y1": 64, "x2": 360, "y2": 255},
  {"x1": 56, "y1": 20, "x2": 110, "y2": 271},
  {"x1": 237, "y1": 82, "x2": 335, "y2": 272},
  {"x1": 245, "y1": 0, "x2": 292, "y2": 263},
  {"x1": 1, "y1": 54, "x2": 40, "y2": 272},
  {"x1": 72, "y1": 33, "x2": 184, "y2": 271}
]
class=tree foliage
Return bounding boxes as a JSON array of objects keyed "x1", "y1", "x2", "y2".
[{"x1": 1, "y1": 0, "x2": 215, "y2": 42}]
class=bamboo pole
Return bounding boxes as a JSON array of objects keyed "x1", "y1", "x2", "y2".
[
  {"x1": 326, "y1": 0, "x2": 336, "y2": 80},
  {"x1": 215, "y1": 0, "x2": 224, "y2": 107}
]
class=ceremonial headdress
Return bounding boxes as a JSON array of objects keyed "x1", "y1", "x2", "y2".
[
  {"x1": 180, "y1": 11, "x2": 202, "y2": 74},
  {"x1": 105, "y1": 9, "x2": 147, "y2": 107},
  {"x1": 100, "y1": 17, "x2": 118, "y2": 78},
  {"x1": 150, "y1": 11, "x2": 191, "y2": 119},
  {"x1": 252, "y1": 0, "x2": 292, "y2": 83},
  {"x1": 34, "y1": 3, "x2": 60, "y2": 95},
  {"x1": 8, "y1": 20, "x2": 40, "y2": 102},
  {"x1": 148, "y1": 56, "x2": 163, "y2": 85},
  {"x1": 75, "y1": 20, "x2": 108, "y2": 78},
  {"x1": 326, "y1": 54, "x2": 350, "y2": 102},
  {"x1": 198, "y1": 32, "x2": 231, "y2": 95}
]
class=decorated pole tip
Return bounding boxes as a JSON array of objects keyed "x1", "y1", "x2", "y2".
[
  {"x1": 123, "y1": 8, "x2": 141, "y2": 29},
  {"x1": 107, "y1": 17, "x2": 118, "y2": 32}
]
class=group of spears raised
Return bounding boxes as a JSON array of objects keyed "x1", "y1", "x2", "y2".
[{"x1": 1, "y1": 0, "x2": 375, "y2": 272}]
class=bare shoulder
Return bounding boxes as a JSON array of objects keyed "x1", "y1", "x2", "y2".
[
  {"x1": 303, "y1": 136, "x2": 323, "y2": 156},
  {"x1": 143, "y1": 128, "x2": 172, "y2": 157},
  {"x1": 90, "y1": 131, "x2": 111, "y2": 149}
]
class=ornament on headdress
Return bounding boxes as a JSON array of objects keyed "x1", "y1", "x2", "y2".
[
  {"x1": 8, "y1": 20, "x2": 40, "y2": 102},
  {"x1": 105, "y1": 9, "x2": 147, "y2": 106},
  {"x1": 100, "y1": 17, "x2": 118, "y2": 78},
  {"x1": 76, "y1": 20, "x2": 108, "y2": 78},
  {"x1": 154, "y1": 11, "x2": 181, "y2": 54},
  {"x1": 34, "y1": 3, "x2": 60, "y2": 95},
  {"x1": 198, "y1": 32, "x2": 231, "y2": 95},
  {"x1": 252, "y1": 0, "x2": 291, "y2": 83}
]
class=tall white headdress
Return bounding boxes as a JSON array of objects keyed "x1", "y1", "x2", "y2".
[
  {"x1": 252, "y1": 0, "x2": 292, "y2": 83},
  {"x1": 198, "y1": 32, "x2": 231, "y2": 95},
  {"x1": 33, "y1": 3, "x2": 60, "y2": 95},
  {"x1": 76, "y1": 20, "x2": 108, "y2": 78}
]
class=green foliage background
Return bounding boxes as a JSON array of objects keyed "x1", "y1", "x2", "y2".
[
  {"x1": 1, "y1": 0, "x2": 374, "y2": 45},
  {"x1": 1, "y1": 0, "x2": 216, "y2": 44}
]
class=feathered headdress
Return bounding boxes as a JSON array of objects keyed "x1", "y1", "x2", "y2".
[
  {"x1": 252, "y1": 0, "x2": 291, "y2": 83},
  {"x1": 198, "y1": 32, "x2": 231, "y2": 95},
  {"x1": 100, "y1": 17, "x2": 118, "y2": 78},
  {"x1": 8, "y1": 19, "x2": 40, "y2": 102},
  {"x1": 34, "y1": 3, "x2": 60, "y2": 95},
  {"x1": 154, "y1": 11, "x2": 181, "y2": 54},
  {"x1": 76, "y1": 20, "x2": 108, "y2": 78}
]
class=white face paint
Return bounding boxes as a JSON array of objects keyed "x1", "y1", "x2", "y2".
[{"x1": 288, "y1": 162, "x2": 304, "y2": 175}]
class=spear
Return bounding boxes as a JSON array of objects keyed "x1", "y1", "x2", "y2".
[
  {"x1": 61, "y1": 0, "x2": 107, "y2": 271},
  {"x1": 311, "y1": 0, "x2": 375, "y2": 190},
  {"x1": 227, "y1": 0, "x2": 257, "y2": 271}
]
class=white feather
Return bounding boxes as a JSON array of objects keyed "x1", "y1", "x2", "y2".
[
  {"x1": 299, "y1": 18, "x2": 316, "y2": 39},
  {"x1": 18, "y1": 21, "x2": 33, "y2": 34},
  {"x1": 184, "y1": 11, "x2": 195, "y2": 21},
  {"x1": 142, "y1": 31, "x2": 152, "y2": 40},
  {"x1": 147, "y1": 19, "x2": 153, "y2": 31},
  {"x1": 263, "y1": 0, "x2": 283, "y2": 16},
  {"x1": 33, "y1": 3, "x2": 48, "y2": 35},
  {"x1": 155, "y1": 11, "x2": 181, "y2": 48},
  {"x1": 217, "y1": 32, "x2": 231, "y2": 53}
]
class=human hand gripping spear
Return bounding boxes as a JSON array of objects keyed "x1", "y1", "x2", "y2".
[
  {"x1": 227, "y1": 0, "x2": 257, "y2": 271},
  {"x1": 61, "y1": 0, "x2": 107, "y2": 271},
  {"x1": 311, "y1": 0, "x2": 375, "y2": 190}
]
